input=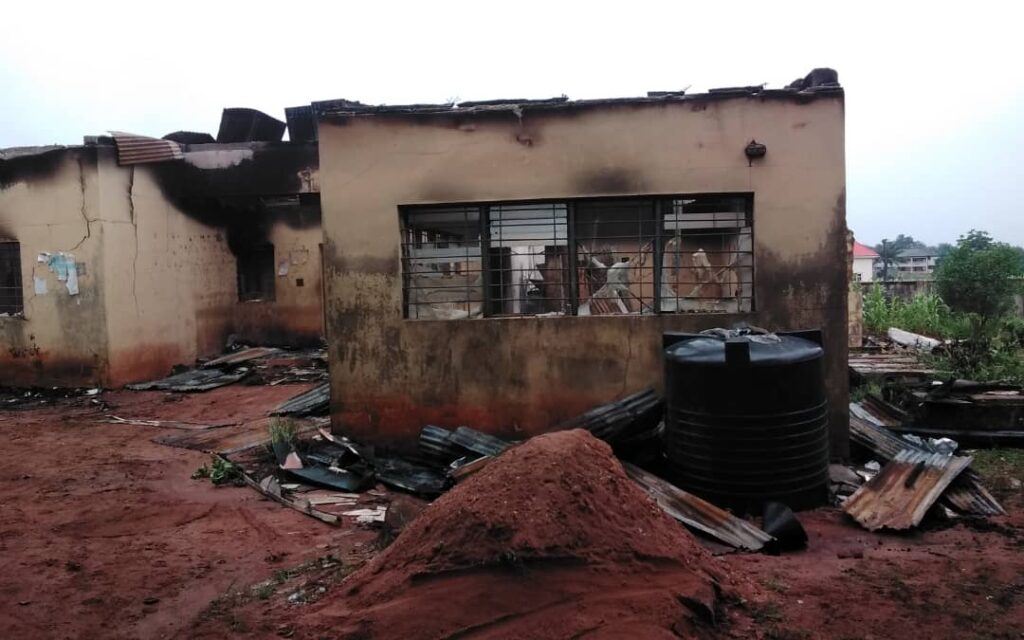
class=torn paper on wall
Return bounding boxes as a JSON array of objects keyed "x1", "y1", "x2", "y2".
[
  {"x1": 278, "y1": 260, "x2": 290, "y2": 276},
  {"x1": 41, "y1": 252, "x2": 80, "y2": 295},
  {"x1": 33, "y1": 276, "x2": 47, "y2": 295}
]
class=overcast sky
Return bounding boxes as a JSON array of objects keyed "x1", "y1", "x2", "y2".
[{"x1": 2, "y1": 1, "x2": 1021, "y2": 246}]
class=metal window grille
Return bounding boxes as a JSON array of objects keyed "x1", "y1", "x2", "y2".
[
  {"x1": 0, "y1": 241, "x2": 24, "y2": 315},
  {"x1": 487, "y1": 203, "x2": 570, "y2": 316},
  {"x1": 400, "y1": 194, "x2": 753, "y2": 319},
  {"x1": 237, "y1": 244, "x2": 276, "y2": 302},
  {"x1": 402, "y1": 206, "x2": 484, "y2": 320},
  {"x1": 659, "y1": 195, "x2": 754, "y2": 313}
]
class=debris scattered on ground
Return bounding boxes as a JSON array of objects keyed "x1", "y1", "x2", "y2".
[
  {"x1": 0, "y1": 386, "x2": 106, "y2": 409},
  {"x1": 127, "y1": 368, "x2": 251, "y2": 392},
  {"x1": 200, "y1": 347, "x2": 281, "y2": 369},
  {"x1": 106, "y1": 415, "x2": 239, "y2": 430},
  {"x1": 271, "y1": 383, "x2": 329, "y2": 416},
  {"x1": 851, "y1": 401, "x2": 1005, "y2": 516},
  {"x1": 127, "y1": 345, "x2": 328, "y2": 394},
  {"x1": 293, "y1": 430, "x2": 734, "y2": 639},
  {"x1": 887, "y1": 327, "x2": 942, "y2": 353},
  {"x1": 844, "y1": 449, "x2": 973, "y2": 530}
]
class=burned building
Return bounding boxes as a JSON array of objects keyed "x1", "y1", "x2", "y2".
[
  {"x1": 0, "y1": 111, "x2": 323, "y2": 387},
  {"x1": 315, "y1": 71, "x2": 850, "y2": 456}
]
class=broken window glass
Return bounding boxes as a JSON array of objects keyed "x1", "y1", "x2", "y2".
[
  {"x1": 0, "y1": 241, "x2": 24, "y2": 315},
  {"x1": 487, "y1": 203, "x2": 570, "y2": 316},
  {"x1": 402, "y1": 206, "x2": 484, "y2": 320},
  {"x1": 659, "y1": 195, "x2": 752, "y2": 313},
  {"x1": 237, "y1": 244, "x2": 276, "y2": 302},
  {"x1": 575, "y1": 200, "x2": 657, "y2": 315}
]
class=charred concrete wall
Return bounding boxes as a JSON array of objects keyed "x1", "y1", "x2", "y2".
[
  {"x1": 231, "y1": 206, "x2": 324, "y2": 347},
  {"x1": 0, "y1": 147, "x2": 110, "y2": 386},
  {"x1": 0, "y1": 142, "x2": 324, "y2": 388},
  {"x1": 319, "y1": 95, "x2": 850, "y2": 457}
]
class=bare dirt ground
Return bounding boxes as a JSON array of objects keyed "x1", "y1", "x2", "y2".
[
  {"x1": 2, "y1": 389, "x2": 1024, "y2": 639},
  {"x1": 0, "y1": 387, "x2": 377, "y2": 640}
]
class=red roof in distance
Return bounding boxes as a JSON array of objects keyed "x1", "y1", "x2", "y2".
[{"x1": 853, "y1": 240, "x2": 879, "y2": 258}]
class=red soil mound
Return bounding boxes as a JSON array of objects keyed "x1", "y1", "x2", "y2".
[{"x1": 300, "y1": 429, "x2": 735, "y2": 639}]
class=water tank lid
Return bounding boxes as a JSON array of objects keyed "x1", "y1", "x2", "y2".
[{"x1": 665, "y1": 333, "x2": 822, "y2": 366}]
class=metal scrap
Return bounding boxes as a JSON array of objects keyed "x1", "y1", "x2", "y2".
[
  {"x1": 850, "y1": 402, "x2": 1004, "y2": 516},
  {"x1": 271, "y1": 383, "x2": 329, "y2": 416},
  {"x1": 624, "y1": 463, "x2": 774, "y2": 552},
  {"x1": 556, "y1": 388, "x2": 663, "y2": 445},
  {"x1": 201, "y1": 347, "x2": 280, "y2": 369},
  {"x1": 109, "y1": 131, "x2": 184, "y2": 165},
  {"x1": 372, "y1": 457, "x2": 449, "y2": 496},
  {"x1": 450, "y1": 426, "x2": 511, "y2": 458},
  {"x1": 126, "y1": 368, "x2": 250, "y2": 392},
  {"x1": 843, "y1": 449, "x2": 973, "y2": 531}
]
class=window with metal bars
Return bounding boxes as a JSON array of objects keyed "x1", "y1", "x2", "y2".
[
  {"x1": 400, "y1": 194, "x2": 752, "y2": 319},
  {"x1": 0, "y1": 241, "x2": 24, "y2": 316}
]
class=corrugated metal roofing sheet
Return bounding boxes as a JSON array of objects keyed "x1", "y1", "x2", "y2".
[
  {"x1": 624, "y1": 463, "x2": 774, "y2": 552},
  {"x1": 271, "y1": 383, "x2": 329, "y2": 416},
  {"x1": 110, "y1": 132, "x2": 183, "y2": 165},
  {"x1": 201, "y1": 347, "x2": 280, "y2": 369},
  {"x1": 849, "y1": 402, "x2": 1004, "y2": 516},
  {"x1": 843, "y1": 449, "x2": 973, "y2": 531}
]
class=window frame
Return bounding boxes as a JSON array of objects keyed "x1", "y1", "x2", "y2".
[
  {"x1": 0, "y1": 240, "x2": 24, "y2": 317},
  {"x1": 235, "y1": 243, "x2": 277, "y2": 303},
  {"x1": 399, "y1": 192, "x2": 754, "y2": 320}
]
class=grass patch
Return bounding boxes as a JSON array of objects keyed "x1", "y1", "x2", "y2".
[
  {"x1": 850, "y1": 381, "x2": 882, "y2": 403},
  {"x1": 269, "y1": 418, "x2": 298, "y2": 446},
  {"x1": 191, "y1": 455, "x2": 244, "y2": 487},
  {"x1": 969, "y1": 449, "x2": 1024, "y2": 485}
]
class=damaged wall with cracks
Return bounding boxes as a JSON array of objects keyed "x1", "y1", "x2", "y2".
[
  {"x1": 319, "y1": 94, "x2": 851, "y2": 457},
  {"x1": 0, "y1": 143, "x2": 323, "y2": 387}
]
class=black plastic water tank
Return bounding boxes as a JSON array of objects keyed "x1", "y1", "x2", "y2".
[{"x1": 663, "y1": 330, "x2": 829, "y2": 511}]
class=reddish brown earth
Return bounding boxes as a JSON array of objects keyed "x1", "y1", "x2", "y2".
[
  {"x1": 296, "y1": 430, "x2": 736, "y2": 640},
  {"x1": 0, "y1": 386, "x2": 376, "y2": 640},
  {"x1": 2, "y1": 390, "x2": 1024, "y2": 640}
]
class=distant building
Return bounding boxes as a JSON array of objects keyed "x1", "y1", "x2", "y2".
[
  {"x1": 852, "y1": 240, "x2": 878, "y2": 282},
  {"x1": 894, "y1": 247, "x2": 938, "y2": 279}
]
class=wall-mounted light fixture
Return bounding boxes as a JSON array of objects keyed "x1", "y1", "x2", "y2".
[{"x1": 745, "y1": 140, "x2": 767, "y2": 166}]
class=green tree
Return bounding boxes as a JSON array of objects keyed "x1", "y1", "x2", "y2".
[
  {"x1": 875, "y1": 235, "x2": 917, "y2": 280},
  {"x1": 935, "y1": 230, "x2": 1024, "y2": 321}
]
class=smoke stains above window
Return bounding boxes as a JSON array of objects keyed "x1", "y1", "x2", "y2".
[
  {"x1": 236, "y1": 244, "x2": 276, "y2": 302},
  {"x1": 0, "y1": 241, "x2": 24, "y2": 316},
  {"x1": 399, "y1": 194, "x2": 753, "y2": 320}
]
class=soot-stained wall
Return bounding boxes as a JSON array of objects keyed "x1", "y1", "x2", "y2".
[
  {"x1": 0, "y1": 142, "x2": 323, "y2": 387},
  {"x1": 318, "y1": 94, "x2": 850, "y2": 458}
]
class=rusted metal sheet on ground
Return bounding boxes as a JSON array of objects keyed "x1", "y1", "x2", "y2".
[
  {"x1": 201, "y1": 347, "x2": 280, "y2": 369},
  {"x1": 849, "y1": 402, "x2": 1004, "y2": 516},
  {"x1": 843, "y1": 450, "x2": 973, "y2": 531},
  {"x1": 624, "y1": 463, "x2": 774, "y2": 552},
  {"x1": 110, "y1": 132, "x2": 184, "y2": 165}
]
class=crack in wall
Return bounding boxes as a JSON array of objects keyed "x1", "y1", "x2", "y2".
[
  {"x1": 69, "y1": 155, "x2": 92, "y2": 251},
  {"x1": 128, "y1": 167, "x2": 139, "y2": 313}
]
